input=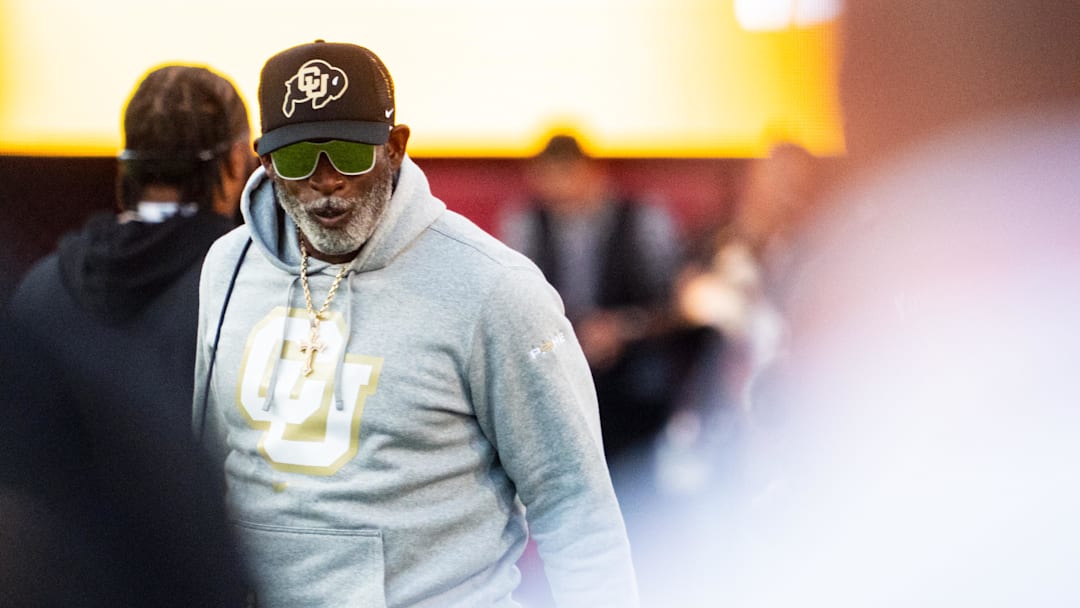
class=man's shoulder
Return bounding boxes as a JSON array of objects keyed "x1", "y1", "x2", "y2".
[
  {"x1": 426, "y1": 210, "x2": 540, "y2": 274},
  {"x1": 203, "y1": 225, "x2": 253, "y2": 270}
]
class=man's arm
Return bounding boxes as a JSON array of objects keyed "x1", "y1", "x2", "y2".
[{"x1": 468, "y1": 267, "x2": 640, "y2": 608}]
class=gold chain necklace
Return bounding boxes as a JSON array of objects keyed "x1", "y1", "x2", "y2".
[{"x1": 298, "y1": 231, "x2": 350, "y2": 377}]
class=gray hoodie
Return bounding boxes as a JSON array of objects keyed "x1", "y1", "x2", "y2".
[{"x1": 193, "y1": 157, "x2": 638, "y2": 608}]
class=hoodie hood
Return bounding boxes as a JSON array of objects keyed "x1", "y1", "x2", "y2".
[
  {"x1": 58, "y1": 209, "x2": 233, "y2": 323},
  {"x1": 240, "y1": 155, "x2": 446, "y2": 276}
]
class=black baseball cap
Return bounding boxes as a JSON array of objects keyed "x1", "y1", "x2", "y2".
[{"x1": 256, "y1": 40, "x2": 395, "y2": 155}]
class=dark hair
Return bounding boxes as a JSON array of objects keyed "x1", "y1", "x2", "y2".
[
  {"x1": 118, "y1": 65, "x2": 249, "y2": 211},
  {"x1": 535, "y1": 133, "x2": 588, "y2": 163}
]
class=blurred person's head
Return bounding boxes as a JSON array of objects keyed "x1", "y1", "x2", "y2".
[
  {"x1": 525, "y1": 134, "x2": 611, "y2": 214},
  {"x1": 735, "y1": 142, "x2": 821, "y2": 249},
  {"x1": 119, "y1": 65, "x2": 254, "y2": 219},
  {"x1": 839, "y1": 0, "x2": 1080, "y2": 166}
]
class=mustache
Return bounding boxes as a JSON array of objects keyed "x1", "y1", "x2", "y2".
[{"x1": 306, "y1": 196, "x2": 353, "y2": 214}]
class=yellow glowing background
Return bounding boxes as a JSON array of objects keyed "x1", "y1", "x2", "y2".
[{"x1": 0, "y1": 0, "x2": 842, "y2": 158}]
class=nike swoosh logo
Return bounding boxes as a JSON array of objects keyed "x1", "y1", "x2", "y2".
[{"x1": 385, "y1": 108, "x2": 394, "y2": 118}]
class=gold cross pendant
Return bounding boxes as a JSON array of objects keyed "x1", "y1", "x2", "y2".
[{"x1": 299, "y1": 319, "x2": 325, "y2": 377}]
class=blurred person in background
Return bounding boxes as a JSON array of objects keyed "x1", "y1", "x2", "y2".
[
  {"x1": 673, "y1": 142, "x2": 824, "y2": 425},
  {"x1": 635, "y1": 0, "x2": 1080, "y2": 606},
  {"x1": 2, "y1": 64, "x2": 253, "y2": 606},
  {"x1": 499, "y1": 133, "x2": 690, "y2": 466}
]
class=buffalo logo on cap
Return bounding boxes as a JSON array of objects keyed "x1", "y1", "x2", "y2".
[{"x1": 282, "y1": 59, "x2": 349, "y2": 118}]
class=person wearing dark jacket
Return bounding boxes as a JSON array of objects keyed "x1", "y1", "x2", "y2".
[{"x1": 3, "y1": 64, "x2": 255, "y2": 606}]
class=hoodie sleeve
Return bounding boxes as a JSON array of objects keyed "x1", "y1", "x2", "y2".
[{"x1": 468, "y1": 266, "x2": 640, "y2": 608}]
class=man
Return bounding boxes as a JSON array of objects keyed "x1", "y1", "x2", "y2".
[
  {"x1": 11, "y1": 64, "x2": 253, "y2": 426},
  {"x1": 5, "y1": 64, "x2": 252, "y2": 606},
  {"x1": 193, "y1": 40, "x2": 638, "y2": 607}
]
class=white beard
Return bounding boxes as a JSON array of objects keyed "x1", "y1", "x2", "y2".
[{"x1": 275, "y1": 159, "x2": 394, "y2": 257}]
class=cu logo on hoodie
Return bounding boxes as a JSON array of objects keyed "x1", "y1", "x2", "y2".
[
  {"x1": 237, "y1": 308, "x2": 382, "y2": 475},
  {"x1": 282, "y1": 59, "x2": 349, "y2": 118}
]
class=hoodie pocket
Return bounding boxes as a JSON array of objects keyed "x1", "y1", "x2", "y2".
[{"x1": 234, "y1": 520, "x2": 387, "y2": 608}]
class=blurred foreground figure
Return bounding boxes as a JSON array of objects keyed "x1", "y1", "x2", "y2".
[
  {"x1": 634, "y1": 1, "x2": 1080, "y2": 606},
  {"x1": 3, "y1": 64, "x2": 253, "y2": 606},
  {"x1": 10, "y1": 64, "x2": 253, "y2": 426}
]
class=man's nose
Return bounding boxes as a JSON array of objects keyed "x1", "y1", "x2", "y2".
[{"x1": 308, "y1": 152, "x2": 346, "y2": 194}]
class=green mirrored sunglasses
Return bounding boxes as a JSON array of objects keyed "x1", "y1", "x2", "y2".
[{"x1": 270, "y1": 140, "x2": 377, "y2": 180}]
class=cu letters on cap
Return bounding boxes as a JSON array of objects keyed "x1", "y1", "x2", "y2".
[{"x1": 283, "y1": 59, "x2": 349, "y2": 118}]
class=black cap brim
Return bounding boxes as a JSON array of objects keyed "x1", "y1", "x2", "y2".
[{"x1": 256, "y1": 120, "x2": 392, "y2": 154}]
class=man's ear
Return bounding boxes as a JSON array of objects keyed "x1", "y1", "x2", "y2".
[
  {"x1": 226, "y1": 139, "x2": 256, "y2": 180},
  {"x1": 252, "y1": 138, "x2": 274, "y2": 174},
  {"x1": 211, "y1": 139, "x2": 256, "y2": 220},
  {"x1": 258, "y1": 154, "x2": 274, "y2": 175},
  {"x1": 385, "y1": 125, "x2": 411, "y2": 170}
]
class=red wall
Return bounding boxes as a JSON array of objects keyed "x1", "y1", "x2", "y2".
[{"x1": 419, "y1": 156, "x2": 747, "y2": 239}]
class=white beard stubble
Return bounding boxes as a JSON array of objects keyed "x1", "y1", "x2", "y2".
[{"x1": 274, "y1": 157, "x2": 394, "y2": 257}]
